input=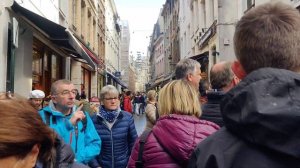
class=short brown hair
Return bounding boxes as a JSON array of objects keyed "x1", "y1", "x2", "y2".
[
  {"x1": 234, "y1": 2, "x2": 300, "y2": 74},
  {"x1": 0, "y1": 92, "x2": 54, "y2": 161},
  {"x1": 158, "y1": 80, "x2": 201, "y2": 117}
]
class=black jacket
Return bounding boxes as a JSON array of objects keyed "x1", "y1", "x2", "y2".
[
  {"x1": 201, "y1": 91, "x2": 225, "y2": 127},
  {"x1": 188, "y1": 68, "x2": 300, "y2": 168},
  {"x1": 39, "y1": 135, "x2": 89, "y2": 168}
]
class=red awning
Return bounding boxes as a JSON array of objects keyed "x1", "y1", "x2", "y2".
[{"x1": 81, "y1": 44, "x2": 100, "y2": 64}]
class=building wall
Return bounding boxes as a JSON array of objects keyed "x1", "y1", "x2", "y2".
[
  {"x1": 128, "y1": 66, "x2": 136, "y2": 92},
  {"x1": 0, "y1": 8, "x2": 10, "y2": 92},
  {"x1": 68, "y1": 0, "x2": 99, "y2": 97},
  {"x1": 105, "y1": 0, "x2": 120, "y2": 73},
  {"x1": 120, "y1": 20, "x2": 130, "y2": 86},
  {"x1": 179, "y1": 0, "x2": 190, "y2": 59},
  {"x1": 14, "y1": 28, "x2": 33, "y2": 97}
]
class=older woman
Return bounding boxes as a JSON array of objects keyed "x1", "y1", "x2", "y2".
[
  {"x1": 128, "y1": 80, "x2": 220, "y2": 168},
  {"x1": 144, "y1": 90, "x2": 158, "y2": 130},
  {"x1": 90, "y1": 85, "x2": 138, "y2": 168},
  {"x1": 0, "y1": 92, "x2": 88, "y2": 168}
]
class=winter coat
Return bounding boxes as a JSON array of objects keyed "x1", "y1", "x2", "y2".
[
  {"x1": 201, "y1": 91, "x2": 225, "y2": 127},
  {"x1": 37, "y1": 135, "x2": 89, "y2": 168},
  {"x1": 89, "y1": 110, "x2": 138, "y2": 168},
  {"x1": 128, "y1": 114, "x2": 219, "y2": 168},
  {"x1": 188, "y1": 68, "x2": 300, "y2": 168},
  {"x1": 144, "y1": 102, "x2": 157, "y2": 130},
  {"x1": 39, "y1": 103, "x2": 101, "y2": 164},
  {"x1": 123, "y1": 96, "x2": 133, "y2": 113}
]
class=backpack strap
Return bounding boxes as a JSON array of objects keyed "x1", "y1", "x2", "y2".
[
  {"x1": 155, "y1": 103, "x2": 159, "y2": 122},
  {"x1": 80, "y1": 112, "x2": 88, "y2": 132},
  {"x1": 136, "y1": 129, "x2": 152, "y2": 168},
  {"x1": 44, "y1": 111, "x2": 56, "y2": 125}
]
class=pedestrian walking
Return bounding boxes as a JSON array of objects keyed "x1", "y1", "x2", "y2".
[
  {"x1": 201, "y1": 61, "x2": 240, "y2": 127},
  {"x1": 89, "y1": 85, "x2": 138, "y2": 168},
  {"x1": 128, "y1": 80, "x2": 219, "y2": 168},
  {"x1": 144, "y1": 90, "x2": 158, "y2": 130},
  {"x1": 28, "y1": 89, "x2": 45, "y2": 110},
  {"x1": 39, "y1": 79, "x2": 101, "y2": 165}
]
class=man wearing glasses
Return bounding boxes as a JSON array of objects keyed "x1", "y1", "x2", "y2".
[{"x1": 39, "y1": 79, "x2": 101, "y2": 165}]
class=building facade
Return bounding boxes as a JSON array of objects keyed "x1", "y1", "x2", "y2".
[
  {"x1": 119, "y1": 20, "x2": 130, "y2": 88},
  {"x1": 148, "y1": 0, "x2": 294, "y2": 88},
  {"x1": 0, "y1": 0, "x2": 101, "y2": 98}
]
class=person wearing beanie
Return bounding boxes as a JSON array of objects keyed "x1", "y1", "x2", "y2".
[{"x1": 29, "y1": 89, "x2": 45, "y2": 110}]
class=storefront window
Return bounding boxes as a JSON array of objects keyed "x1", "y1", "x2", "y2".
[
  {"x1": 32, "y1": 40, "x2": 43, "y2": 89},
  {"x1": 32, "y1": 48, "x2": 42, "y2": 75},
  {"x1": 32, "y1": 38, "x2": 63, "y2": 93},
  {"x1": 81, "y1": 67, "x2": 91, "y2": 98}
]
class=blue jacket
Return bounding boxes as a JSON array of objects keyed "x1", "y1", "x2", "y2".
[
  {"x1": 39, "y1": 104, "x2": 101, "y2": 164},
  {"x1": 90, "y1": 110, "x2": 138, "y2": 168}
]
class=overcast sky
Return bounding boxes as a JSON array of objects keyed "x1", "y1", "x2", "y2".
[{"x1": 114, "y1": 0, "x2": 165, "y2": 58}]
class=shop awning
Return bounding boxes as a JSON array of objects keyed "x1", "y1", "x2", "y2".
[
  {"x1": 189, "y1": 51, "x2": 209, "y2": 61},
  {"x1": 107, "y1": 72, "x2": 128, "y2": 89},
  {"x1": 11, "y1": 2, "x2": 99, "y2": 71}
]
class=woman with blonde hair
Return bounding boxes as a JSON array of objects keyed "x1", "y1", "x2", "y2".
[
  {"x1": 128, "y1": 80, "x2": 219, "y2": 168},
  {"x1": 144, "y1": 90, "x2": 158, "y2": 130}
]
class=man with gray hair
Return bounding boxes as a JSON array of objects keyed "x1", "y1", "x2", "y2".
[
  {"x1": 175, "y1": 58, "x2": 202, "y2": 89},
  {"x1": 201, "y1": 61, "x2": 239, "y2": 127}
]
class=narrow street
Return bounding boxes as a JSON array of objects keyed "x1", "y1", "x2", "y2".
[{"x1": 133, "y1": 114, "x2": 146, "y2": 136}]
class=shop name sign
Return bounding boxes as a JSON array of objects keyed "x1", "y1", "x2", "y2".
[{"x1": 198, "y1": 28, "x2": 212, "y2": 47}]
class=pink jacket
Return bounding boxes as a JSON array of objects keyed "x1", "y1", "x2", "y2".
[{"x1": 128, "y1": 114, "x2": 220, "y2": 168}]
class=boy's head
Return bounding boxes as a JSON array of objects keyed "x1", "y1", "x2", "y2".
[{"x1": 234, "y1": 2, "x2": 300, "y2": 77}]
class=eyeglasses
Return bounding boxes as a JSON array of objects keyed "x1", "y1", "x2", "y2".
[
  {"x1": 56, "y1": 89, "x2": 77, "y2": 96},
  {"x1": 104, "y1": 97, "x2": 119, "y2": 101}
]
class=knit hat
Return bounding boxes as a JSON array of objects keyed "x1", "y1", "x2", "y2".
[{"x1": 29, "y1": 90, "x2": 45, "y2": 99}]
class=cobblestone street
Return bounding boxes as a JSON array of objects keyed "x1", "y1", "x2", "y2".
[{"x1": 133, "y1": 114, "x2": 146, "y2": 136}]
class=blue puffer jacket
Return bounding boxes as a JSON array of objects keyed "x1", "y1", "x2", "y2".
[
  {"x1": 89, "y1": 110, "x2": 138, "y2": 168},
  {"x1": 39, "y1": 103, "x2": 101, "y2": 164}
]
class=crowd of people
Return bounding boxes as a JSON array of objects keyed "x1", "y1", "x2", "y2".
[{"x1": 1, "y1": 2, "x2": 300, "y2": 168}]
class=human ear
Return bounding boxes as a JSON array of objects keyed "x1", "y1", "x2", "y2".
[
  {"x1": 24, "y1": 144, "x2": 40, "y2": 167},
  {"x1": 187, "y1": 73, "x2": 193, "y2": 82}
]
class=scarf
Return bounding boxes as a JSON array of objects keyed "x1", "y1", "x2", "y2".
[{"x1": 99, "y1": 105, "x2": 119, "y2": 123}]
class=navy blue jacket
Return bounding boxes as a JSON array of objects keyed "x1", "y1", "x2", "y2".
[{"x1": 90, "y1": 110, "x2": 138, "y2": 168}]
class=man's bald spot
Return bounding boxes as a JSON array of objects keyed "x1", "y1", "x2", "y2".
[{"x1": 211, "y1": 61, "x2": 227, "y2": 73}]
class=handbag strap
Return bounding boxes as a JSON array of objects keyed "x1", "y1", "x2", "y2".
[{"x1": 136, "y1": 129, "x2": 152, "y2": 168}]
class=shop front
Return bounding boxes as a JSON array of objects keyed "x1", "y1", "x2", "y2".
[{"x1": 11, "y1": 2, "x2": 99, "y2": 97}]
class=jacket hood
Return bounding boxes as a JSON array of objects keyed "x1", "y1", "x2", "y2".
[
  {"x1": 152, "y1": 114, "x2": 219, "y2": 165},
  {"x1": 221, "y1": 68, "x2": 300, "y2": 158}
]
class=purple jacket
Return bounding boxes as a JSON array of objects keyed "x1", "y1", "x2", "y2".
[{"x1": 128, "y1": 114, "x2": 219, "y2": 168}]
